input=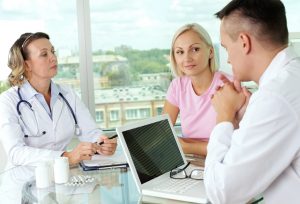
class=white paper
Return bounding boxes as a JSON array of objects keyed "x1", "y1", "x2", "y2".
[{"x1": 81, "y1": 151, "x2": 127, "y2": 167}]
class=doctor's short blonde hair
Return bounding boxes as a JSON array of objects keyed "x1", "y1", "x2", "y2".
[
  {"x1": 7, "y1": 32, "x2": 50, "y2": 87},
  {"x1": 170, "y1": 23, "x2": 218, "y2": 77}
]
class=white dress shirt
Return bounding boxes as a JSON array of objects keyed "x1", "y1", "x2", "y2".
[
  {"x1": 204, "y1": 47, "x2": 300, "y2": 204},
  {"x1": 0, "y1": 81, "x2": 102, "y2": 169}
]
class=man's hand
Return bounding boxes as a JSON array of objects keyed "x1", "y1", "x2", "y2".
[
  {"x1": 211, "y1": 83, "x2": 246, "y2": 124},
  {"x1": 218, "y1": 75, "x2": 252, "y2": 126}
]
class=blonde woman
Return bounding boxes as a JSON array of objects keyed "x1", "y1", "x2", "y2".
[{"x1": 164, "y1": 23, "x2": 231, "y2": 156}]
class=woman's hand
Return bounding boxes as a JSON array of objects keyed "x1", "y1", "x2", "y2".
[
  {"x1": 62, "y1": 142, "x2": 98, "y2": 165},
  {"x1": 96, "y1": 135, "x2": 117, "y2": 155}
]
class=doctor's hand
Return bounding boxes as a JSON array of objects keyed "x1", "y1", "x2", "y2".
[
  {"x1": 96, "y1": 135, "x2": 117, "y2": 155},
  {"x1": 62, "y1": 142, "x2": 98, "y2": 165}
]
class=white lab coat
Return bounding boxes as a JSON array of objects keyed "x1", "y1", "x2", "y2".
[
  {"x1": 0, "y1": 82, "x2": 102, "y2": 169},
  {"x1": 204, "y1": 47, "x2": 300, "y2": 204}
]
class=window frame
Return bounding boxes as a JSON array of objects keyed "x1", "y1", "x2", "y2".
[{"x1": 76, "y1": 0, "x2": 95, "y2": 117}]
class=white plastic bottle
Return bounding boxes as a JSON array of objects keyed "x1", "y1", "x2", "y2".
[
  {"x1": 35, "y1": 162, "x2": 52, "y2": 188},
  {"x1": 54, "y1": 157, "x2": 70, "y2": 184}
]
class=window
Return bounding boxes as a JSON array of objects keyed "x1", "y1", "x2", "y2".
[
  {"x1": 110, "y1": 110, "x2": 119, "y2": 121},
  {"x1": 125, "y1": 108, "x2": 151, "y2": 120},
  {"x1": 89, "y1": 0, "x2": 230, "y2": 128},
  {"x1": 290, "y1": 33, "x2": 300, "y2": 55},
  {"x1": 95, "y1": 110, "x2": 104, "y2": 122},
  {"x1": 87, "y1": 0, "x2": 300, "y2": 128},
  {"x1": 156, "y1": 107, "x2": 163, "y2": 115},
  {"x1": 140, "y1": 108, "x2": 150, "y2": 118},
  {"x1": 126, "y1": 109, "x2": 138, "y2": 120}
]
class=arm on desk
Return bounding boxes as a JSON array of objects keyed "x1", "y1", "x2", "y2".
[{"x1": 178, "y1": 138, "x2": 208, "y2": 156}]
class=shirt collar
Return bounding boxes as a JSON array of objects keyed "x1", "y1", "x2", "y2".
[
  {"x1": 259, "y1": 46, "x2": 299, "y2": 87},
  {"x1": 21, "y1": 80, "x2": 38, "y2": 100}
]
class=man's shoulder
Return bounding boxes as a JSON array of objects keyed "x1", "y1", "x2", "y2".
[{"x1": 256, "y1": 68, "x2": 300, "y2": 111}]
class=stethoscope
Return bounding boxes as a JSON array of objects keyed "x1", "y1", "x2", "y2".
[{"x1": 16, "y1": 87, "x2": 81, "y2": 137}]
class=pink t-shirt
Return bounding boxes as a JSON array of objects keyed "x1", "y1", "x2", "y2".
[{"x1": 166, "y1": 71, "x2": 231, "y2": 139}]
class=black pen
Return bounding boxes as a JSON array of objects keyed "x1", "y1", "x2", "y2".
[{"x1": 97, "y1": 134, "x2": 118, "y2": 145}]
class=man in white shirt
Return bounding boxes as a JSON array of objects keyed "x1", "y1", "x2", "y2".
[{"x1": 204, "y1": 0, "x2": 300, "y2": 203}]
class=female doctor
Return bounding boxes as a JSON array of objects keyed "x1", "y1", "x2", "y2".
[{"x1": 0, "y1": 32, "x2": 117, "y2": 168}]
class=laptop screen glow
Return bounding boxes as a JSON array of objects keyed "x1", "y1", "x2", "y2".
[{"x1": 122, "y1": 119, "x2": 184, "y2": 184}]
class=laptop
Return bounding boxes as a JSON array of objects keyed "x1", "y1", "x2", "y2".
[{"x1": 116, "y1": 114, "x2": 208, "y2": 203}]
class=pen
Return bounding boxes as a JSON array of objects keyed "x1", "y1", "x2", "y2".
[{"x1": 97, "y1": 134, "x2": 118, "y2": 145}]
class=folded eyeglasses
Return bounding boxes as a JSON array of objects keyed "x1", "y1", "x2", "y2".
[{"x1": 170, "y1": 162, "x2": 204, "y2": 180}]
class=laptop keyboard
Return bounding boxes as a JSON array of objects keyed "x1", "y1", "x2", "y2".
[{"x1": 153, "y1": 178, "x2": 200, "y2": 194}]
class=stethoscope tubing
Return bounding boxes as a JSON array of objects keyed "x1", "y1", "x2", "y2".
[
  {"x1": 58, "y1": 92, "x2": 78, "y2": 125},
  {"x1": 16, "y1": 87, "x2": 80, "y2": 137}
]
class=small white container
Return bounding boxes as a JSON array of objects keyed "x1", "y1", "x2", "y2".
[
  {"x1": 35, "y1": 162, "x2": 52, "y2": 188},
  {"x1": 54, "y1": 157, "x2": 70, "y2": 184}
]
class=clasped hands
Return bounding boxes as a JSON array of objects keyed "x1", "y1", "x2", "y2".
[
  {"x1": 63, "y1": 135, "x2": 117, "y2": 165},
  {"x1": 211, "y1": 75, "x2": 251, "y2": 127}
]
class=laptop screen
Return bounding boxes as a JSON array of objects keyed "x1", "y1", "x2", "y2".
[{"x1": 122, "y1": 118, "x2": 184, "y2": 184}]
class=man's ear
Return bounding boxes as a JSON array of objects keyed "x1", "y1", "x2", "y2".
[{"x1": 239, "y1": 32, "x2": 251, "y2": 54}]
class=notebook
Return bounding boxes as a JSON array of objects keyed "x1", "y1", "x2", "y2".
[
  {"x1": 116, "y1": 114, "x2": 208, "y2": 203},
  {"x1": 80, "y1": 151, "x2": 128, "y2": 171}
]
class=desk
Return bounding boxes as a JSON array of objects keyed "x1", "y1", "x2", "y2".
[
  {"x1": 0, "y1": 164, "x2": 203, "y2": 204},
  {"x1": 0, "y1": 165, "x2": 140, "y2": 204}
]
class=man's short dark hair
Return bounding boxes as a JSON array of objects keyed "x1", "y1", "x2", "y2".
[{"x1": 215, "y1": 0, "x2": 288, "y2": 46}]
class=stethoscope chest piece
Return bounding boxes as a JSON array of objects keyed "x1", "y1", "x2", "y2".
[{"x1": 75, "y1": 124, "x2": 81, "y2": 136}]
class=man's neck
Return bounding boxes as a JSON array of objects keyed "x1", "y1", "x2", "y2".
[{"x1": 253, "y1": 44, "x2": 288, "y2": 84}]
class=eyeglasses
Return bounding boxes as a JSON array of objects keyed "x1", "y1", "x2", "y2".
[{"x1": 170, "y1": 162, "x2": 204, "y2": 180}]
